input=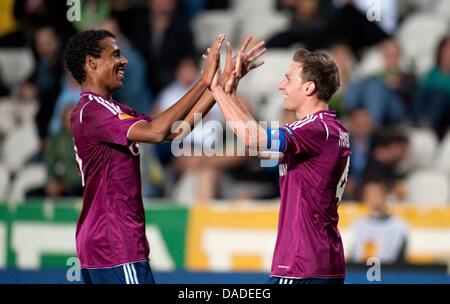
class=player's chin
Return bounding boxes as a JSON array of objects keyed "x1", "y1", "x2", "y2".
[
  {"x1": 282, "y1": 101, "x2": 292, "y2": 111},
  {"x1": 113, "y1": 79, "x2": 124, "y2": 89}
]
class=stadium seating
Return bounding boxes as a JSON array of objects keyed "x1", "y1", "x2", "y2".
[
  {"x1": 405, "y1": 169, "x2": 450, "y2": 206},
  {"x1": 396, "y1": 12, "x2": 448, "y2": 75},
  {"x1": 0, "y1": 98, "x2": 16, "y2": 137},
  {"x1": 8, "y1": 164, "x2": 47, "y2": 203},
  {"x1": 354, "y1": 45, "x2": 384, "y2": 77},
  {"x1": 434, "y1": 130, "x2": 450, "y2": 175},
  {"x1": 397, "y1": 0, "x2": 441, "y2": 16},
  {"x1": 433, "y1": 0, "x2": 450, "y2": 19},
  {"x1": 1, "y1": 124, "x2": 40, "y2": 173},
  {"x1": 399, "y1": 128, "x2": 439, "y2": 173},
  {"x1": 171, "y1": 170, "x2": 197, "y2": 205},
  {"x1": 239, "y1": 13, "x2": 290, "y2": 45},
  {"x1": 0, "y1": 164, "x2": 9, "y2": 201},
  {"x1": 0, "y1": 97, "x2": 38, "y2": 137},
  {"x1": 192, "y1": 11, "x2": 237, "y2": 51},
  {"x1": 230, "y1": 0, "x2": 275, "y2": 18},
  {"x1": 0, "y1": 48, "x2": 34, "y2": 88},
  {"x1": 239, "y1": 49, "x2": 294, "y2": 103},
  {"x1": 260, "y1": 92, "x2": 285, "y2": 122}
]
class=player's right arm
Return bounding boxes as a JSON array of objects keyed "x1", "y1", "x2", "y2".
[{"x1": 127, "y1": 34, "x2": 225, "y2": 144}]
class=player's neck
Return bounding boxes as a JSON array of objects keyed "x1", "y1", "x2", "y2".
[
  {"x1": 81, "y1": 83, "x2": 112, "y2": 100},
  {"x1": 295, "y1": 99, "x2": 328, "y2": 120}
]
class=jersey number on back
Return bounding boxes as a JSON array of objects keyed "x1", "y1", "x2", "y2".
[{"x1": 335, "y1": 156, "x2": 350, "y2": 204}]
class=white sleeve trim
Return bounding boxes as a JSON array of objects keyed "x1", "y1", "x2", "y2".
[
  {"x1": 126, "y1": 119, "x2": 147, "y2": 140},
  {"x1": 79, "y1": 102, "x2": 91, "y2": 123},
  {"x1": 320, "y1": 120, "x2": 330, "y2": 141}
]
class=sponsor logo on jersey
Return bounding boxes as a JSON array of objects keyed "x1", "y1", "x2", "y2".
[{"x1": 119, "y1": 113, "x2": 135, "y2": 120}]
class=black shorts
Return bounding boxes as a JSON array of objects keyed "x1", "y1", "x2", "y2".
[{"x1": 81, "y1": 261, "x2": 155, "y2": 284}]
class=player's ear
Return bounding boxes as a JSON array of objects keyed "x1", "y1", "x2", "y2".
[
  {"x1": 86, "y1": 55, "x2": 97, "y2": 71},
  {"x1": 305, "y1": 81, "x2": 316, "y2": 96}
]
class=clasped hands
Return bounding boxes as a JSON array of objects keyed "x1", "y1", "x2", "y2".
[{"x1": 200, "y1": 33, "x2": 267, "y2": 97}]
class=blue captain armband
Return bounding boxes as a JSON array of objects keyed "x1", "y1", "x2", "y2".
[{"x1": 266, "y1": 128, "x2": 287, "y2": 152}]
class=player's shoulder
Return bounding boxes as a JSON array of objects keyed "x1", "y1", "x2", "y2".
[
  {"x1": 318, "y1": 111, "x2": 348, "y2": 132},
  {"x1": 80, "y1": 93, "x2": 123, "y2": 118},
  {"x1": 284, "y1": 114, "x2": 322, "y2": 133},
  {"x1": 284, "y1": 114, "x2": 332, "y2": 143}
]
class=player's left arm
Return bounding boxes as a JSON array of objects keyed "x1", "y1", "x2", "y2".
[{"x1": 166, "y1": 35, "x2": 266, "y2": 141}]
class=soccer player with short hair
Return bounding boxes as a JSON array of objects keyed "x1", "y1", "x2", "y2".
[
  {"x1": 211, "y1": 48, "x2": 351, "y2": 284},
  {"x1": 64, "y1": 29, "x2": 225, "y2": 284},
  {"x1": 64, "y1": 29, "x2": 265, "y2": 284}
]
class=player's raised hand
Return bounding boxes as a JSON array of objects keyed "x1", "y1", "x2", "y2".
[
  {"x1": 220, "y1": 41, "x2": 235, "y2": 87},
  {"x1": 200, "y1": 34, "x2": 225, "y2": 87},
  {"x1": 223, "y1": 50, "x2": 243, "y2": 95},
  {"x1": 204, "y1": 39, "x2": 239, "y2": 94},
  {"x1": 236, "y1": 34, "x2": 266, "y2": 78},
  {"x1": 210, "y1": 70, "x2": 222, "y2": 92}
]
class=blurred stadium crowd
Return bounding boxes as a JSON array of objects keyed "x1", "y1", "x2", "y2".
[{"x1": 0, "y1": 0, "x2": 449, "y2": 208}]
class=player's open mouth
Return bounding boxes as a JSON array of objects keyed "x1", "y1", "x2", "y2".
[{"x1": 116, "y1": 67, "x2": 125, "y2": 81}]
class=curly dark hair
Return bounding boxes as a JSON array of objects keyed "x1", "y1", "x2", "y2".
[{"x1": 64, "y1": 30, "x2": 115, "y2": 84}]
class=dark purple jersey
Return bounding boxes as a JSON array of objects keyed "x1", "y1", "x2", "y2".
[
  {"x1": 71, "y1": 91, "x2": 152, "y2": 268},
  {"x1": 271, "y1": 110, "x2": 351, "y2": 279}
]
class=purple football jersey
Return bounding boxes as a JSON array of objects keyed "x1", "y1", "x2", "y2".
[
  {"x1": 71, "y1": 91, "x2": 152, "y2": 268},
  {"x1": 271, "y1": 110, "x2": 351, "y2": 279}
]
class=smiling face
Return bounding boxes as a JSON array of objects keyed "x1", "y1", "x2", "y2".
[
  {"x1": 87, "y1": 37, "x2": 128, "y2": 92},
  {"x1": 278, "y1": 62, "x2": 313, "y2": 111}
]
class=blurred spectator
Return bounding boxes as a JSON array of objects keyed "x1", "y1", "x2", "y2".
[
  {"x1": 45, "y1": 105, "x2": 82, "y2": 197},
  {"x1": 127, "y1": 0, "x2": 196, "y2": 95},
  {"x1": 276, "y1": 0, "x2": 296, "y2": 12},
  {"x1": 204, "y1": 0, "x2": 229, "y2": 10},
  {"x1": 151, "y1": 54, "x2": 223, "y2": 198},
  {"x1": 345, "y1": 39, "x2": 417, "y2": 126},
  {"x1": 23, "y1": 25, "x2": 64, "y2": 142},
  {"x1": 193, "y1": 105, "x2": 281, "y2": 201},
  {"x1": 328, "y1": 40, "x2": 357, "y2": 117},
  {"x1": 345, "y1": 107, "x2": 376, "y2": 200},
  {"x1": 139, "y1": 143, "x2": 165, "y2": 198},
  {"x1": 71, "y1": 0, "x2": 111, "y2": 31},
  {"x1": 179, "y1": 0, "x2": 205, "y2": 22},
  {"x1": 48, "y1": 71, "x2": 80, "y2": 136},
  {"x1": 0, "y1": 0, "x2": 18, "y2": 42},
  {"x1": 330, "y1": 0, "x2": 389, "y2": 58},
  {"x1": 101, "y1": 18, "x2": 154, "y2": 115},
  {"x1": 267, "y1": 0, "x2": 332, "y2": 50},
  {"x1": 349, "y1": 176, "x2": 409, "y2": 264},
  {"x1": 363, "y1": 129, "x2": 409, "y2": 200},
  {"x1": 28, "y1": 105, "x2": 82, "y2": 198},
  {"x1": 413, "y1": 35, "x2": 450, "y2": 140},
  {"x1": 0, "y1": 0, "x2": 76, "y2": 47},
  {"x1": 153, "y1": 54, "x2": 222, "y2": 158},
  {"x1": 153, "y1": 54, "x2": 201, "y2": 164},
  {"x1": 0, "y1": 66, "x2": 10, "y2": 97}
]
